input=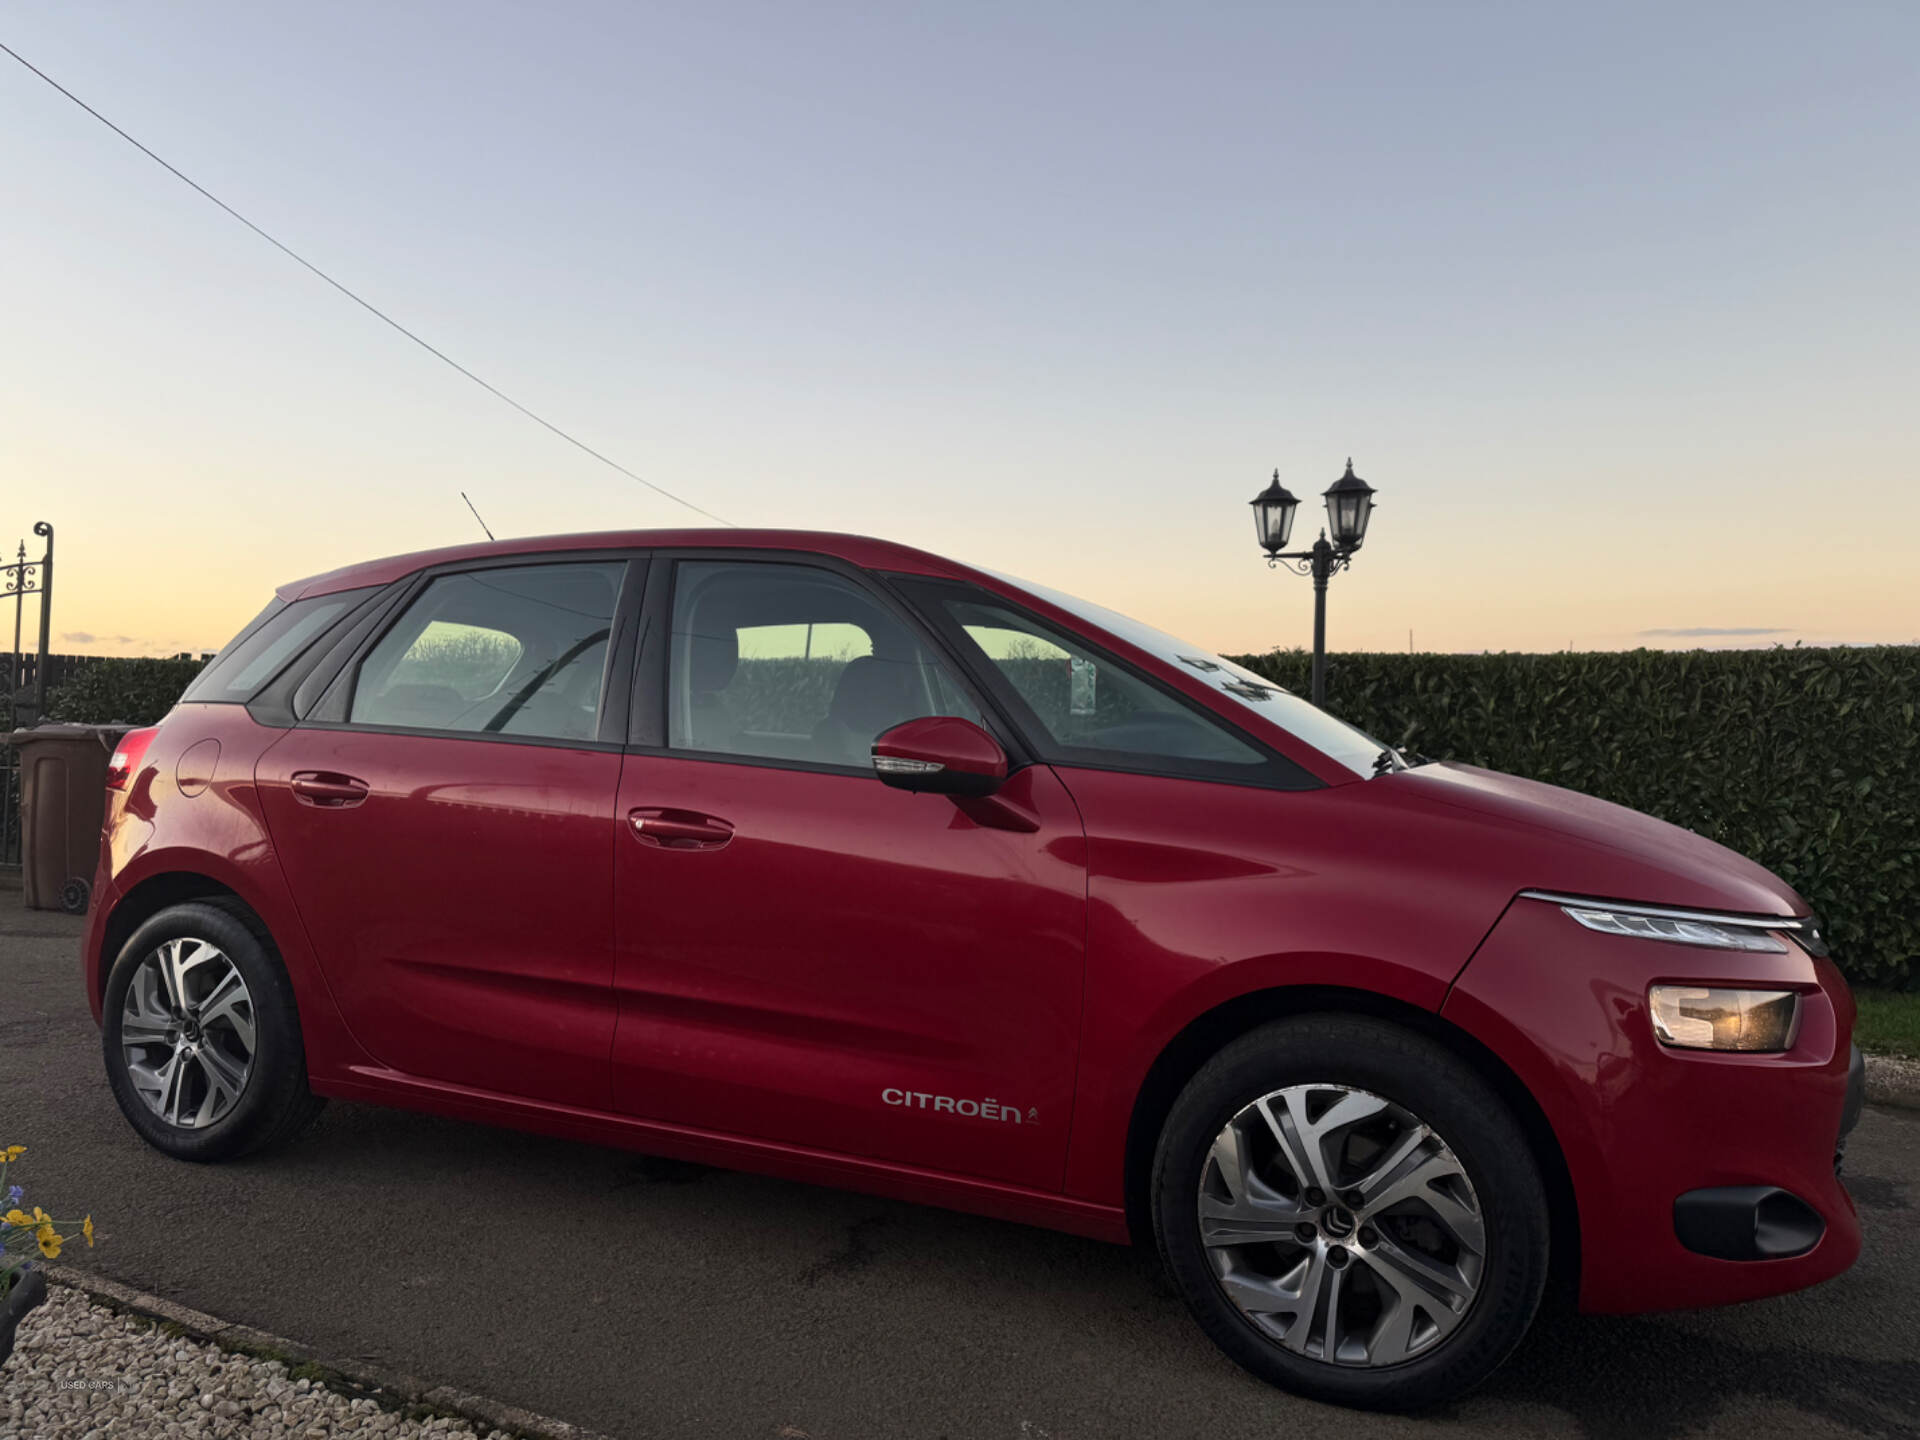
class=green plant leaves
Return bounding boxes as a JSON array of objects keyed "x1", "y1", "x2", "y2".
[{"x1": 44, "y1": 658, "x2": 209, "y2": 728}]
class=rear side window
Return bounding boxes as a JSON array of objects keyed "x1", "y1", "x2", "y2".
[
  {"x1": 181, "y1": 590, "x2": 373, "y2": 704},
  {"x1": 386, "y1": 620, "x2": 525, "y2": 700},
  {"x1": 348, "y1": 562, "x2": 625, "y2": 741}
]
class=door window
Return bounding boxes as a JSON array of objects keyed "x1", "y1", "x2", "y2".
[
  {"x1": 667, "y1": 561, "x2": 982, "y2": 767},
  {"x1": 349, "y1": 562, "x2": 625, "y2": 740}
]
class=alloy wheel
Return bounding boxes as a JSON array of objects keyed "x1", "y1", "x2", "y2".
[
  {"x1": 1198, "y1": 1083, "x2": 1486, "y2": 1367},
  {"x1": 119, "y1": 937, "x2": 257, "y2": 1129}
]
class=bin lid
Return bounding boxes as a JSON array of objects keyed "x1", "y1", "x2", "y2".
[{"x1": 2, "y1": 724, "x2": 131, "y2": 746}]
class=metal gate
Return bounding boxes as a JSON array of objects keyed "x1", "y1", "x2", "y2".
[
  {"x1": 3, "y1": 522, "x2": 54, "y2": 871},
  {"x1": 0, "y1": 741, "x2": 17, "y2": 870}
]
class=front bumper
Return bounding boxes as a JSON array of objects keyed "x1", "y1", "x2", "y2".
[
  {"x1": 1442, "y1": 898, "x2": 1861, "y2": 1314},
  {"x1": 1671, "y1": 1044, "x2": 1867, "y2": 1262},
  {"x1": 1839, "y1": 1041, "x2": 1867, "y2": 1161}
]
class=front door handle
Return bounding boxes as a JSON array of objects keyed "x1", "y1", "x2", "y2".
[
  {"x1": 628, "y1": 807, "x2": 734, "y2": 849},
  {"x1": 290, "y1": 772, "x2": 370, "y2": 808}
]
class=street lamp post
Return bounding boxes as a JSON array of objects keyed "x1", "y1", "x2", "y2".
[{"x1": 1249, "y1": 460, "x2": 1377, "y2": 707}]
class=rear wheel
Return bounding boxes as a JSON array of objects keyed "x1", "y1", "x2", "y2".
[
  {"x1": 102, "y1": 902, "x2": 324, "y2": 1162},
  {"x1": 1152, "y1": 1014, "x2": 1549, "y2": 1410}
]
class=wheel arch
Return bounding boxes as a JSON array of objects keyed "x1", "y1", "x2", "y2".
[
  {"x1": 1121, "y1": 984, "x2": 1581, "y2": 1305},
  {"x1": 95, "y1": 871, "x2": 276, "y2": 1006},
  {"x1": 90, "y1": 853, "x2": 392, "y2": 1086}
]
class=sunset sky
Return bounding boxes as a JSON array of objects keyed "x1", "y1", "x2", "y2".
[{"x1": 3, "y1": 2, "x2": 1915, "y2": 661}]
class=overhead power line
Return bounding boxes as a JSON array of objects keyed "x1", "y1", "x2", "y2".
[{"x1": 0, "y1": 39, "x2": 733, "y2": 527}]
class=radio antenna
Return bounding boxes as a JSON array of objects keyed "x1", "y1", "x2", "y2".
[{"x1": 460, "y1": 491, "x2": 496, "y2": 541}]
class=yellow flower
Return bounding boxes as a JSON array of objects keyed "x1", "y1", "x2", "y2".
[
  {"x1": 84, "y1": 1215, "x2": 95, "y2": 1248},
  {"x1": 1, "y1": 1145, "x2": 23, "y2": 1161},
  {"x1": 30, "y1": 1207, "x2": 50, "y2": 1225},
  {"x1": 36, "y1": 1224, "x2": 62, "y2": 1259},
  {"x1": 3, "y1": 1209, "x2": 30, "y2": 1227}
]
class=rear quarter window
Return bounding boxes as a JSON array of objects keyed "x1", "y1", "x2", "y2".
[{"x1": 181, "y1": 589, "x2": 375, "y2": 704}]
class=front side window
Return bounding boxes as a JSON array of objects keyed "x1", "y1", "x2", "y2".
[
  {"x1": 667, "y1": 561, "x2": 981, "y2": 768},
  {"x1": 940, "y1": 598, "x2": 1268, "y2": 769},
  {"x1": 349, "y1": 562, "x2": 624, "y2": 741},
  {"x1": 987, "y1": 570, "x2": 1385, "y2": 777}
]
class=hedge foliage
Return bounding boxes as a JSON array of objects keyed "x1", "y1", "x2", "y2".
[
  {"x1": 29, "y1": 639, "x2": 1918, "y2": 985},
  {"x1": 1228, "y1": 645, "x2": 1920, "y2": 988},
  {"x1": 44, "y1": 657, "x2": 209, "y2": 727}
]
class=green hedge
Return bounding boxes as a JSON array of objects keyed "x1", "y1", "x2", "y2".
[
  {"x1": 1227, "y1": 646, "x2": 1920, "y2": 988},
  {"x1": 45, "y1": 657, "x2": 209, "y2": 727},
  {"x1": 30, "y1": 640, "x2": 1917, "y2": 985}
]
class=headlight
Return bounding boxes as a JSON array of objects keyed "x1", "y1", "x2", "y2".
[
  {"x1": 1561, "y1": 905, "x2": 1789, "y2": 952},
  {"x1": 1549, "y1": 900, "x2": 1790, "y2": 953},
  {"x1": 1649, "y1": 986, "x2": 1801, "y2": 1052}
]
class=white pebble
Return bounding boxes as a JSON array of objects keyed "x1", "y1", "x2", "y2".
[{"x1": 0, "y1": 1288, "x2": 501, "y2": 1440}]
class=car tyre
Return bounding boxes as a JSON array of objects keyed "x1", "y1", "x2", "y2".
[
  {"x1": 1152, "y1": 1013, "x2": 1549, "y2": 1410},
  {"x1": 102, "y1": 901, "x2": 325, "y2": 1162}
]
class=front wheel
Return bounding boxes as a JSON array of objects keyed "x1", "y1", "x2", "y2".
[
  {"x1": 102, "y1": 901, "x2": 324, "y2": 1162},
  {"x1": 1152, "y1": 1014, "x2": 1549, "y2": 1411}
]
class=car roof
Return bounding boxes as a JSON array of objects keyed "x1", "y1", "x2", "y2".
[{"x1": 276, "y1": 529, "x2": 989, "y2": 600}]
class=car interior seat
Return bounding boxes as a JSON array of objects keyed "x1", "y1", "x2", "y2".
[{"x1": 812, "y1": 655, "x2": 921, "y2": 765}]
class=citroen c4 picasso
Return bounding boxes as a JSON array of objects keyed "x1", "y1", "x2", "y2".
[{"x1": 86, "y1": 530, "x2": 1863, "y2": 1409}]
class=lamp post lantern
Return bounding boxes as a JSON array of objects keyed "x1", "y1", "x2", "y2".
[
  {"x1": 1249, "y1": 470, "x2": 1301, "y2": 558},
  {"x1": 1250, "y1": 460, "x2": 1377, "y2": 707},
  {"x1": 1322, "y1": 459, "x2": 1376, "y2": 551}
]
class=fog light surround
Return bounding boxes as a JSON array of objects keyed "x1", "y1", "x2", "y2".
[{"x1": 1649, "y1": 985, "x2": 1801, "y2": 1052}]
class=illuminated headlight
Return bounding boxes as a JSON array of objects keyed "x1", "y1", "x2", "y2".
[
  {"x1": 1560, "y1": 905, "x2": 1788, "y2": 953},
  {"x1": 1649, "y1": 986, "x2": 1802, "y2": 1052}
]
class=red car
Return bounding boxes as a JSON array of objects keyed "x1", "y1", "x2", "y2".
[{"x1": 86, "y1": 529, "x2": 1863, "y2": 1409}]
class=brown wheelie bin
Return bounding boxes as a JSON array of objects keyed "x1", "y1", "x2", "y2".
[{"x1": 4, "y1": 725, "x2": 126, "y2": 913}]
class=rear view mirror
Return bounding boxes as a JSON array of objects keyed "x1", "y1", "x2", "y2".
[{"x1": 872, "y1": 717, "x2": 1007, "y2": 797}]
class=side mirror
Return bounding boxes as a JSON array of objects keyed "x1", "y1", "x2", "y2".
[{"x1": 872, "y1": 716, "x2": 1008, "y2": 797}]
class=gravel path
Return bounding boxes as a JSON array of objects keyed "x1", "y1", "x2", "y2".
[
  {"x1": 2, "y1": 1286, "x2": 510, "y2": 1439},
  {"x1": 1866, "y1": 1052, "x2": 1920, "y2": 1108}
]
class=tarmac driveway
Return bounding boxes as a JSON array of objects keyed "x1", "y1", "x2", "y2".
[{"x1": 6, "y1": 902, "x2": 1917, "y2": 1440}]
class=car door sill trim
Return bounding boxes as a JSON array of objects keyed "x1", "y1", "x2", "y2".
[{"x1": 324, "y1": 1064, "x2": 1129, "y2": 1243}]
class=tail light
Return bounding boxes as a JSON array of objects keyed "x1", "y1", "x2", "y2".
[{"x1": 106, "y1": 727, "x2": 160, "y2": 792}]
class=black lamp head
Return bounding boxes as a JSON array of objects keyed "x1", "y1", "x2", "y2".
[
  {"x1": 1250, "y1": 470, "x2": 1301, "y2": 556},
  {"x1": 1322, "y1": 459, "x2": 1377, "y2": 551}
]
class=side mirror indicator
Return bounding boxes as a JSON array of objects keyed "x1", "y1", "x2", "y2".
[{"x1": 874, "y1": 755, "x2": 946, "y2": 778}]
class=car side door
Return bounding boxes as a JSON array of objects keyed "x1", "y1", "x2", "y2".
[
  {"x1": 609, "y1": 553, "x2": 1089, "y2": 1192},
  {"x1": 255, "y1": 554, "x2": 640, "y2": 1109},
  {"x1": 896, "y1": 579, "x2": 1336, "y2": 1203}
]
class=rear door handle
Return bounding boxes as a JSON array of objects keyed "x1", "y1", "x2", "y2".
[
  {"x1": 290, "y1": 772, "x2": 370, "y2": 808},
  {"x1": 627, "y1": 807, "x2": 734, "y2": 849}
]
